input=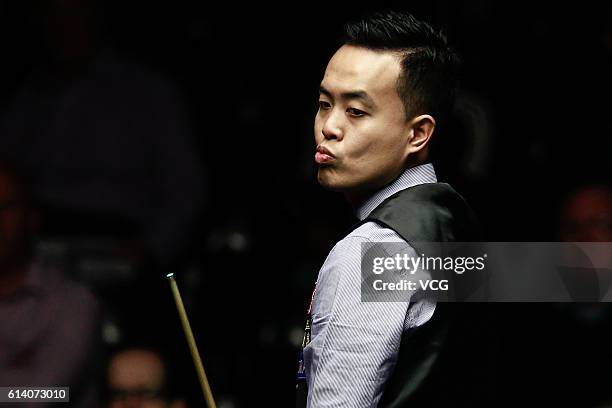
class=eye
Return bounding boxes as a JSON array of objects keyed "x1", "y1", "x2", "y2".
[
  {"x1": 318, "y1": 100, "x2": 332, "y2": 110},
  {"x1": 347, "y1": 107, "x2": 366, "y2": 117}
]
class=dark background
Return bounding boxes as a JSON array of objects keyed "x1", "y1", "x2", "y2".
[{"x1": 0, "y1": 0, "x2": 611, "y2": 406}]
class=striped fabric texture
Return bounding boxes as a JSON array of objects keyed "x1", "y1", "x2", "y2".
[{"x1": 304, "y1": 163, "x2": 438, "y2": 407}]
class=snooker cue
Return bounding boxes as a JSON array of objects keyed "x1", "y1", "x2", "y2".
[{"x1": 166, "y1": 273, "x2": 217, "y2": 408}]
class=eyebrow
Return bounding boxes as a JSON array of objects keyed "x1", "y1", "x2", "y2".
[{"x1": 319, "y1": 86, "x2": 377, "y2": 110}]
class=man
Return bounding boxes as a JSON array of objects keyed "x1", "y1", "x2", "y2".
[
  {"x1": 559, "y1": 184, "x2": 612, "y2": 242},
  {"x1": 0, "y1": 163, "x2": 101, "y2": 407},
  {"x1": 106, "y1": 346, "x2": 186, "y2": 408},
  {"x1": 0, "y1": 0, "x2": 205, "y2": 269},
  {"x1": 298, "y1": 11, "x2": 481, "y2": 407}
]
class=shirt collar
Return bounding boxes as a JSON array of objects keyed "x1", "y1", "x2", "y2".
[{"x1": 356, "y1": 163, "x2": 437, "y2": 221}]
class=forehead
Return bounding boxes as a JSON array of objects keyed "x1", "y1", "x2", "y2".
[
  {"x1": 109, "y1": 350, "x2": 165, "y2": 389},
  {"x1": 566, "y1": 188, "x2": 612, "y2": 216},
  {"x1": 321, "y1": 45, "x2": 402, "y2": 99}
]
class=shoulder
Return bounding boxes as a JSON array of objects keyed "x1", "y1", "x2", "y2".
[
  {"x1": 35, "y1": 264, "x2": 100, "y2": 319},
  {"x1": 323, "y1": 221, "x2": 413, "y2": 265},
  {"x1": 317, "y1": 222, "x2": 408, "y2": 283},
  {"x1": 344, "y1": 221, "x2": 407, "y2": 244}
]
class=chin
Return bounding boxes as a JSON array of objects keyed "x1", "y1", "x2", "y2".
[
  {"x1": 317, "y1": 168, "x2": 356, "y2": 192},
  {"x1": 317, "y1": 168, "x2": 341, "y2": 191},
  {"x1": 317, "y1": 174, "x2": 335, "y2": 190}
]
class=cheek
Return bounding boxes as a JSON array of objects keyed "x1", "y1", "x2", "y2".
[
  {"x1": 349, "y1": 122, "x2": 403, "y2": 160},
  {"x1": 372, "y1": 118, "x2": 407, "y2": 155},
  {"x1": 347, "y1": 124, "x2": 407, "y2": 176}
]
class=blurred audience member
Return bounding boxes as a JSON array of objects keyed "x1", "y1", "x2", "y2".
[
  {"x1": 0, "y1": 163, "x2": 101, "y2": 407},
  {"x1": 559, "y1": 184, "x2": 612, "y2": 242},
  {"x1": 0, "y1": 0, "x2": 205, "y2": 269},
  {"x1": 552, "y1": 184, "x2": 612, "y2": 406},
  {"x1": 107, "y1": 347, "x2": 186, "y2": 408}
]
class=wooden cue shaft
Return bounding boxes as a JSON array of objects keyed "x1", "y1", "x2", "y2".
[{"x1": 167, "y1": 273, "x2": 217, "y2": 408}]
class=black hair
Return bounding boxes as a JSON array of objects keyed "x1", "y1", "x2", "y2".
[{"x1": 342, "y1": 11, "x2": 460, "y2": 123}]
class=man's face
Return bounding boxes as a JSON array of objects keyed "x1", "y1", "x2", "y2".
[
  {"x1": 314, "y1": 45, "x2": 413, "y2": 198},
  {"x1": 107, "y1": 350, "x2": 169, "y2": 408},
  {"x1": 560, "y1": 187, "x2": 612, "y2": 242}
]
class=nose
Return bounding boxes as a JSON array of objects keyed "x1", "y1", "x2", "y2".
[{"x1": 321, "y1": 109, "x2": 344, "y2": 141}]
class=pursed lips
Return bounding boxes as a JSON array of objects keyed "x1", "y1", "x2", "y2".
[{"x1": 315, "y1": 145, "x2": 336, "y2": 164}]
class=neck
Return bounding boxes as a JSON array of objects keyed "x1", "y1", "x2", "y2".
[
  {"x1": 345, "y1": 190, "x2": 372, "y2": 209},
  {"x1": 344, "y1": 165, "x2": 414, "y2": 209}
]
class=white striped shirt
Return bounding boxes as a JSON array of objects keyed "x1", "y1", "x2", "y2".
[{"x1": 304, "y1": 163, "x2": 438, "y2": 407}]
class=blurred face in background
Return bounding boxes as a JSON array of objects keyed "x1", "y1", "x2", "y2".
[
  {"x1": 108, "y1": 349, "x2": 184, "y2": 408},
  {"x1": 560, "y1": 186, "x2": 612, "y2": 242},
  {"x1": 314, "y1": 45, "x2": 434, "y2": 204}
]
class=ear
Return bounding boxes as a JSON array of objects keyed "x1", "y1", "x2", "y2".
[{"x1": 406, "y1": 114, "x2": 436, "y2": 154}]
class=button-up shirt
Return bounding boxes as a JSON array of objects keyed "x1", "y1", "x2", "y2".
[{"x1": 304, "y1": 163, "x2": 438, "y2": 407}]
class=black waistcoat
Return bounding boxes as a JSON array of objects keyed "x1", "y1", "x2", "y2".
[{"x1": 361, "y1": 182, "x2": 483, "y2": 408}]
